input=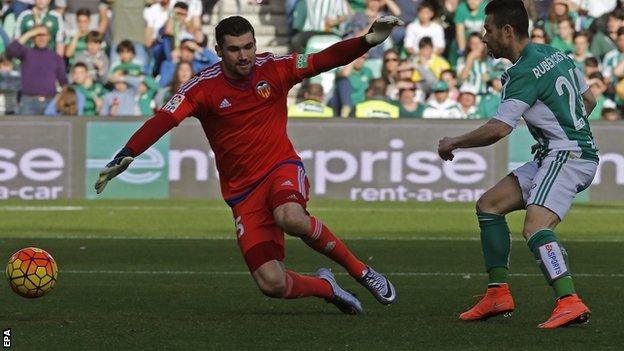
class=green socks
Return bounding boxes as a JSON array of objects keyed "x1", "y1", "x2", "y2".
[
  {"x1": 527, "y1": 229, "x2": 576, "y2": 298},
  {"x1": 477, "y1": 213, "x2": 512, "y2": 284}
]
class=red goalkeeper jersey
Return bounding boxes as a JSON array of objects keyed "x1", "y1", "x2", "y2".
[
  {"x1": 159, "y1": 52, "x2": 319, "y2": 202},
  {"x1": 124, "y1": 37, "x2": 372, "y2": 204}
]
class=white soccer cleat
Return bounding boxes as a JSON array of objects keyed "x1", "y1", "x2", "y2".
[
  {"x1": 358, "y1": 266, "x2": 397, "y2": 305},
  {"x1": 317, "y1": 268, "x2": 363, "y2": 315}
]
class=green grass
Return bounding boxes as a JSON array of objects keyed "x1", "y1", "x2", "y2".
[{"x1": 1, "y1": 200, "x2": 623, "y2": 350}]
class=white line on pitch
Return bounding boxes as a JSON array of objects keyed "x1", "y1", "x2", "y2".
[
  {"x1": 4, "y1": 235, "x2": 624, "y2": 243},
  {"x1": 60, "y1": 270, "x2": 624, "y2": 278}
]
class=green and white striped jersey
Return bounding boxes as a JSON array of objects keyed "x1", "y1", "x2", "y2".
[
  {"x1": 15, "y1": 9, "x2": 64, "y2": 50},
  {"x1": 495, "y1": 43, "x2": 598, "y2": 163}
]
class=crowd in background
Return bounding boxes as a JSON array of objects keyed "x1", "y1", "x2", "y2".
[{"x1": 0, "y1": 0, "x2": 623, "y2": 121}]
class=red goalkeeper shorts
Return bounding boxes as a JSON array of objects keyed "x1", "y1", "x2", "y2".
[{"x1": 231, "y1": 161, "x2": 310, "y2": 272}]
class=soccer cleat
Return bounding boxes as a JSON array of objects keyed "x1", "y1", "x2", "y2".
[
  {"x1": 358, "y1": 266, "x2": 397, "y2": 305},
  {"x1": 459, "y1": 284, "x2": 515, "y2": 321},
  {"x1": 537, "y1": 294, "x2": 591, "y2": 329},
  {"x1": 317, "y1": 268, "x2": 363, "y2": 315}
]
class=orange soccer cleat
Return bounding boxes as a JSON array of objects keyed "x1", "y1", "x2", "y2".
[
  {"x1": 537, "y1": 294, "x2": 591, "y2": 329},
  {"x1": 459, "y1": 284, "x2": 515, "y2": 321}
]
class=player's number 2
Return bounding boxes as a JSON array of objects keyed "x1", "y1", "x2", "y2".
[{"x1": 555, "y1": 69, "x2": 586, "y2": 131}]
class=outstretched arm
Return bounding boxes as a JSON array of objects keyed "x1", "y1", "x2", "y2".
[
  {"x1": 437, "y1": 119, "x2": 513, "y2": 161},
  {"x1": 308, "y1": 15, "x2": 404, "y2": 75}
]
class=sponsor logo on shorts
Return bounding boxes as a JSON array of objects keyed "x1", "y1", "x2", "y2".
[{"x1": 163, "y1": 94, "x2": 185, "y2": 113}]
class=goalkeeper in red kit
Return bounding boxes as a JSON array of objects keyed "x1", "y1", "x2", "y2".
[{"x1": 95, "y1": 15, "x2": 403, "y2": 314}]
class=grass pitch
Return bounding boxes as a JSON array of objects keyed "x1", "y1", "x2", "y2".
[{"x1": 1, "y1": 200, "x2": 623, "y2": 350}]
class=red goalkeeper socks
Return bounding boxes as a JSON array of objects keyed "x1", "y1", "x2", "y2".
[
  {"x1": 305, "y1": 217, "x2": 368, "y2": 279},
  {"x1": 283, "y1": 270, "x2": 333, "y2": 299}
]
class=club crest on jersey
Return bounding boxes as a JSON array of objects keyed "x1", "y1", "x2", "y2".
[
  {"x1": 256, "y1": 81, "x2": 272, "y2": 99},
  {"x1": 163, "y1": 93, "x2": 185, "y2": 113}
]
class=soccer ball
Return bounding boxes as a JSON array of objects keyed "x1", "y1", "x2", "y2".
[{"x1": 6, "y1": 247, "x2": 58, "y2": 298}]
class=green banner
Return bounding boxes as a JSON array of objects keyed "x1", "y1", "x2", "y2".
[{"x1": 85, "y1": 122, "x2": 170, "y2": 199}]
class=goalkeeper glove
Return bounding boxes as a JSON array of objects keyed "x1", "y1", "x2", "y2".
[
  {"x1": 364, "y1": 15, "x2": 405, "y2": 46},
  {"x1": 94, "y1": 147, "x2": 134, "y2": 194}
]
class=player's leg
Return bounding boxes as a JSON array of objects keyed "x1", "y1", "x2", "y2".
[
  {"x1": 523, "y1": 152, "x2": 596, "y2": 328},
  {"x1": 270, "y1": 163, "x2": 396, "y2": 304},
  {"x1": 460, "y1": 173, "x2": 525, "y2": 321},
  {"x1": 246, "y1": 243, "x2": 362, "y2": 314},
  {"x1": 233, "y1": 178, "x2": 362, "y2": 314}
]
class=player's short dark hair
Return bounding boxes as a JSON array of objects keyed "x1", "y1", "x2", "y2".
[
  {"x1": 117, "y1": 40, "x2": 135, "y2": 54},
  {"x1": 418, "y1": 36, "x2": 433, "y2": 49},
  {"x1": 72, "y1": 62, "x2": 88, "y2": 71},
  {"x1": 215, "y1": 16, "x2": 255, "y2": 47},
  {"x1": 485, "y1": 0, "x2": 529, "y2": 39},
  {"x1": 76, "y1": 8, "x2": 91, "y2": 18}
]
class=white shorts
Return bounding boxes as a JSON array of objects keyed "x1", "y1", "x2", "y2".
[{"x1": 511, "y1": 151, "x2": 597, "y2": 220}]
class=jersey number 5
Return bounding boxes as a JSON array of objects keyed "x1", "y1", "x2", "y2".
[{"x1": 555, "y1": 69, "x2": 586, "y2": 131}]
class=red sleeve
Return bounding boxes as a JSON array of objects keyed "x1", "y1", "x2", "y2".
[
  {"x1": 125, "y1": 111, "x2": 178, "y2": 156},
  {"x1": 291, "y1": 36, "x2": 373, "y2": 79},
  {"x1": 125, "y1": 83, "x2": 202, "y2": 156}
]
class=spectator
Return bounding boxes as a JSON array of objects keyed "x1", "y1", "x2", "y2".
[
  {"x1": 290, "y1": 0, "x2": 350, "y2": 53},
  {"x1": 590, "y1": 8, "x2": 623, "y2": 60},
  {"x1": 71, "y1": 62, "x2": 106, "y2": 116},
  {"x1": 343, "y1": 0, "x2": 399, "y2": 59},
  {"x1": 530, "y1": 26, "x2": 550, "y2": 44},
  {"x1": 394, "y1": 86, "x2": 422, "y2": 118},
  {"x1": 55, "y1": 0, "x2": 110, "y2": 36},
  {"x1": 74, "y1": 30, "x2": 108, "y2": 83},
  {"x1": 381, "y1": 48, "x2": 400, "y2": 88},
  {"x1": 355, "y1": 78, "x2": 399, "y2": 118},
  {"x1": 288, "y1": 83, "x2": 335, "y2": 117},
  {"x1": 5, "y1": 0, "x2": 34, "y2": 19},
  {"x1": 144, "y1": 0, "x2": 172, "y2": 48},
  {"x1": 421, "y1": 80, "x2": 461, "y2": 118},
  {"x1": 100, "y1": 71, "x2": 141, "y2": 116},
  {"x1": 457, "y1": 83, "x2": 478, "y2": 118},
  {"x1": 602, "y1": 27, "x2": 624, "y2": 86},
  {"x1": 172, "y1": 0, "x2": 203, "y2": 33},
  {"x1": 64, "y1": 8, "x2": 92, "y2": 66},
  {"x1": 412, "y1": 36, "x2": 451, "y2": 79},
  {"x1": 454, "y1": 0, "x2": 486, "y2": 55},
  {"x1": 541, "y1": 0, "x2": 572, "y2": 42},
  {"x1": 163, "y1": 2, "x2": 199, "y2": 48},
  {"x1": 601, "y1": 107, "x2": 621, "y2": 121},
  {"x1": 386, "y1": 59, "x2": 415, "y2": 100},
  {"x1": 0, "y1": 54, "x2": 20, "y2": 114},
  {"x1": 457, "y1": 32, "x2": 492, "y2": 97},
  {"x1": 476, "y1": 77, "x2": 502, "y2": 119},
  {"x1": 570, "y1": 31, "x2": 592, "y2": 70},
  {"x1": 332, "y1": 53, "x2": 374, "y2": 117},
  {"x1": 437, "y1": 0, "x2": 459, "y2": 58},
  {"x1": 14, "y1": 0, "x2": 65, "y2": 56},
  {"x1": 439, "y1": 68, "x2": 460, "y2": 101},
  {"x1": 158, "y1": 38, "x2": 219, "y2": 87},
  {"x1": 111, "y1": 40, "x2": 143, "y2": 77},
  {"x1": 44, "y1": 85, "x2": 85, "y2": 116},
  {"x1": 584, "y1": 56, "x2": 599, "y2": 76},
  {"x1": 589, "y1": 72, "x2": 615, "y2": 120},
  {"x1": 550, "y1": 16, "x2": 575, "y2": 54},
  {"x1": 390, "y1": 0, "x2": 424, "y2": 45},
  {"x1": 404, "y1": 2, "x2": 445, "y2": 56},
  {"x1": 155, "y1": 61, "x2": 194, "y2": 108},
  {"x1": 7, "y1": 25, "x2": 67, "y2": 115},
  {"x1": 137, "y1": 76, "x2": 160, "y2": 116}
]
